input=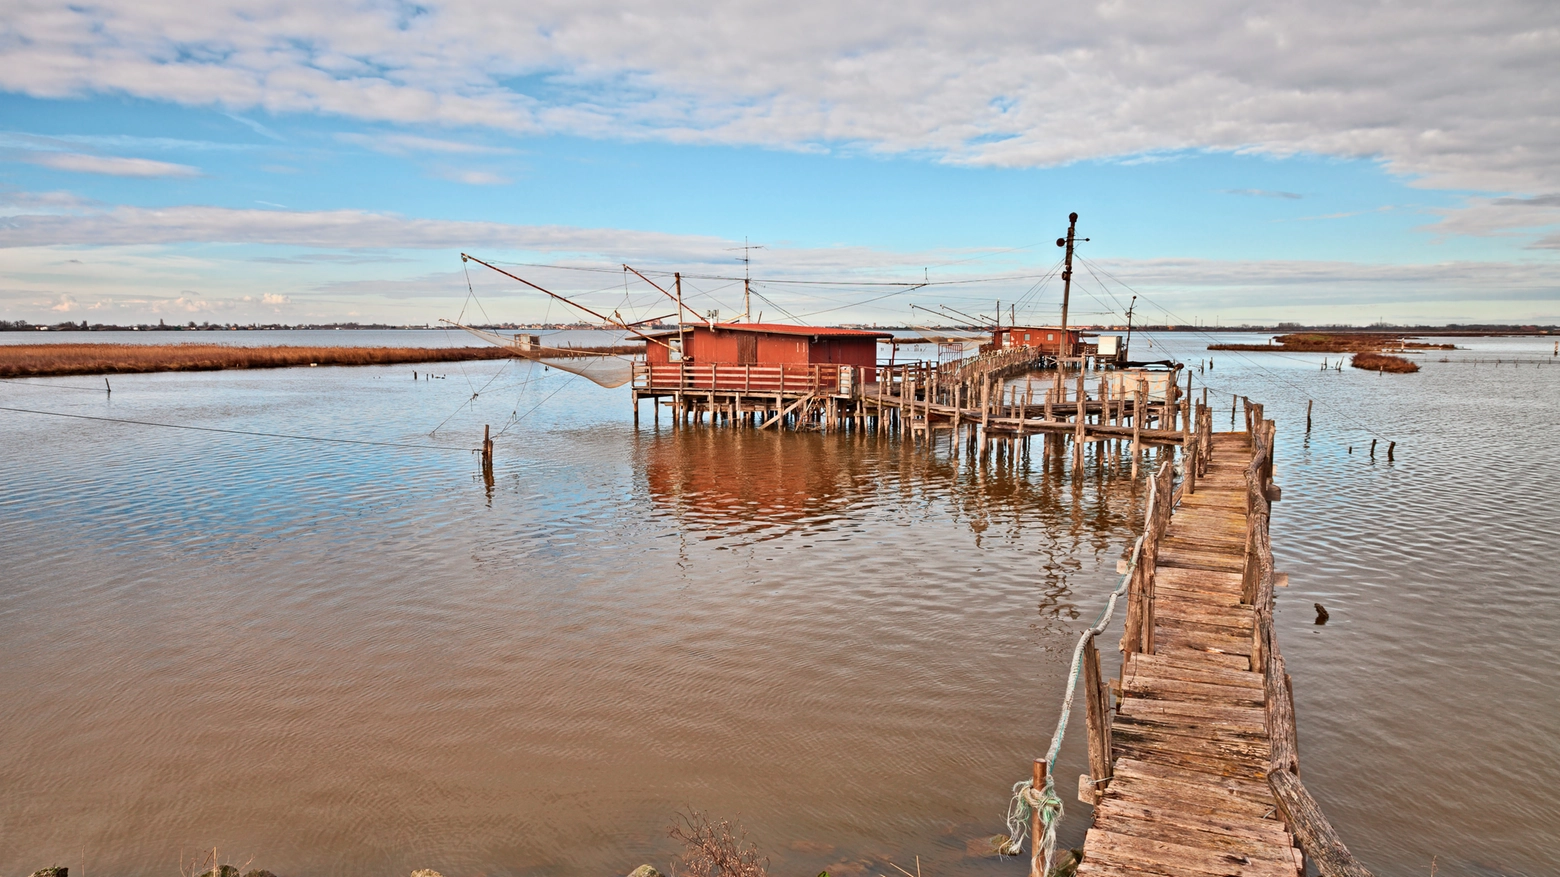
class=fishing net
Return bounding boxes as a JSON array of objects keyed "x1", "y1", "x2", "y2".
[{"x1": 447, "y1": 323, "x2": 636, "y2": 389}]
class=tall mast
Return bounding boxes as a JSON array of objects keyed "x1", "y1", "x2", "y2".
[
  {"x1": 1055, "y1": 212, "x2": 1084, "y2": 364},
  {"x1": 1125, "y1": 294, "x2": 1137, "y2": 359}
]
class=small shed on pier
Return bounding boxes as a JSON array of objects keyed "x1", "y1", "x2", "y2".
[
  {"x1": 639, "y1": 323, "x2": 892, "y2": 395},
  {"x1": 646, "y1": 323, "x2": 890, "y2": 371},
  {"x1": 992, "y1": 326, "x2": 1081, "y2": 356}
]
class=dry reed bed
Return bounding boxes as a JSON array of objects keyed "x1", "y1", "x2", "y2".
[
  {"x1": 1209, "y1": 332, "x2": 1455, "y2": 353},
  {"x1": 0, "y1": 343, "x2": 522, "y2": 378},
  {"x1": 1350, "y1": 351, "x2": 1420, "y2": 373}
]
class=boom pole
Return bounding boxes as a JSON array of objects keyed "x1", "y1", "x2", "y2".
[{"x1": 461, "y1": 253, "x2": 668, "y2": 348}]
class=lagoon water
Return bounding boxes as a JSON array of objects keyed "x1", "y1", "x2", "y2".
[{"x1": 2, "y1": 332, "x2": 1557, "y2": 877}]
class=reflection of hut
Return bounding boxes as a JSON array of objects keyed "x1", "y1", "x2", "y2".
[
  {"x1": 641, "y1": 429, "x2": 856, "y2": 530},
  {"x1": 633, "y1": 324, "x2": 894, "y2": 429}
]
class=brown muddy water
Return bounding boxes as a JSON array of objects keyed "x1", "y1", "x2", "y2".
[{"x1": 2, "y1": 332, "x2": 1557, "y2": 877}]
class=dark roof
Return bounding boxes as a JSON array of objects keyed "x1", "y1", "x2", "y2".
[{"x1": 645, "y1": 322, "x2": 893, "y2": 339}]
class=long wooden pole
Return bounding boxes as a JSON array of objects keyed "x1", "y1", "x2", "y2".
[
  {"x1": 462, "y1": 253, "x2": 668, "y2": 348},
  {"x1": 1057, "y1": 212, "x2": 1079, "y2": 362}
]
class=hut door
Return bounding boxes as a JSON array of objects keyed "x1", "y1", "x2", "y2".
[{"x1": 736, "y1": 334, "x2": 758, "y2": 365}]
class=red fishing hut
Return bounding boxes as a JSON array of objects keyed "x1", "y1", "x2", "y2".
[
  {"x1": 637, "y1": 323, "x2": 890, "y2": 393},
  {"x1": 989, "y1": 326, "x2": 1127, "y2": 367}
]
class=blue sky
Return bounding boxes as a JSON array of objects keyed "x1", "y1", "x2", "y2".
[{"x1": 2, "y1": 1, "x2": 1557, "y2": 326}]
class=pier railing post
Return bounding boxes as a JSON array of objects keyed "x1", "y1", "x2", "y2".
[{"x1": 1082, "y1": 636, "x2": 1113, "y2": 802}]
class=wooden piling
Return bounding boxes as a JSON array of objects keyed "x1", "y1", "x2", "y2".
[{"x1": 1030, "y1": 758, "x2": 1047, "y2": 877}]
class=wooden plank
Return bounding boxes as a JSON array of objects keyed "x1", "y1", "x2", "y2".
[
  {"x1": 1096, "y1": 798, "x2": 1292, "y2": 847},
  {"x1": 1154, "y1": 567, "x2": 1245, "y2": 594},
  {"x1": 1125, "y1": 653, "x2": 1263, "y2": 688},
  {"x1": 1118, "y1": 698, "x2": 1267, "y2": 728},
  {"x1": 1112, "y1": 759, "x2": 1276, "y2": 805},
  {"x1": 1151, "y1": 643, "x2": 1255, "y2": 670},
  {"x1": 1093, "y1": 809, "x2": 1293, "y2": 862},
  {"x1": 1124, "y1": 676, "x2": 1266, "y2": 707},
  {"x1": 1156, "y1": 547, "x2": 1247, "y2": 573},
  {"x1": 1082, "y1": 829, "x2": 1299, "y2": 877}
]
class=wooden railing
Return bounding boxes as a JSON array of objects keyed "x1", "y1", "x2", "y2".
[
  {"x1": 633, "y1": 362, "x2": 856, "y2": 393},
  {"x1": 1244, "y1": 413, "x2": 1375, "y2": 877}
]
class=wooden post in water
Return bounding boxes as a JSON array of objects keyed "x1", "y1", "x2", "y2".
[
  {"x1": 481, "y1": 424, "x2": 494, "y2": 479},
  {"x1": 1132, "y1": 383, "x2": 1144, "y2": 478},
  {"x1": 1030, "y1": 758, "x2": 1047, "y2": 877},
  {"x1": 1073, "y1": 369, "x2": 1086, "y2": 473},
  {"x1": 1306, "y1": 399, "x2": 1313, "y2": 432},
  {"x1": 1388, "y1": 441, "x2": 1396, "y2": 462}
]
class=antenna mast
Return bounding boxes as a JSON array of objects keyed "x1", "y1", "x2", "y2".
[{"x1": 726, "y1": 237, "x2": 764, "y2": 322}]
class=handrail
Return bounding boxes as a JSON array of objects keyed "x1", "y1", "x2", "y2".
[{"x1": 1245, "y1": 422, "x2": 1375, "y2": 877}]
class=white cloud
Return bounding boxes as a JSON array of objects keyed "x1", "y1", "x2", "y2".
[
  {"x1": 0, "y1": 202, "x2": 732, "y2": 256},
  {"x1": 25, "y1": 152, "x2": 202, "y2": 178},
  {"x1": 0, "y1": 0, "x2": 1554, "y2": 200},
  {"x1": 440, "y1": 169, "x2": 511, "y2": 185},
  {"x1": 337, "y1": 132, "x2": 514, "y2": 155},
  {"x1": 1224, "y1": 189, "x2": 1303, "y2": 200}
]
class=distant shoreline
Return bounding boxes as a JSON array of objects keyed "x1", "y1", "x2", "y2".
[{"x1": 2, "y1": 343, "x2": 516, "y2": 378}]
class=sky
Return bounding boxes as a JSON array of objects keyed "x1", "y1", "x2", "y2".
[{"x1": 1, "y1": 0, "x2": 1557, "y2": 327}]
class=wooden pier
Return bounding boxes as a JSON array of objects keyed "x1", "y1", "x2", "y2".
[
  {"x1": 632, "y1": 343, "x2": 1192, "y2": 478},
  {"x1": 1046, "y1": 402, "x2": 1371, "y2": 877}
]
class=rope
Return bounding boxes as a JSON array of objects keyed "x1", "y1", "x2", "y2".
[
  {"x1": 0, "y1": 378, "x2": 111, "y2": 392},
  {"x1": 0, "y1": 405, "x2": 474, "y2": 452},
  {"x1": 1003, "y1": 464, "x2": 1166, "y2": 875}
]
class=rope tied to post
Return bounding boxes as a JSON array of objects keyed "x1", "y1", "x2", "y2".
[{"x1": 1005, "y1": 775, "x2": 1065, "y2": 875}]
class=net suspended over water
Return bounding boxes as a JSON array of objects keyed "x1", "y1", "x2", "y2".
[{"x1": 443, "y1": 321, "x2": 638, "y2": 389}]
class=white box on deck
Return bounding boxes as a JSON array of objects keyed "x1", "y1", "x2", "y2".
[{"x1": 1106, "y1": 369, "x2": 1171, "y2": 402}]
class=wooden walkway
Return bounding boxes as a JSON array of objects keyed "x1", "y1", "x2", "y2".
[{"x1": 1078, "y1": 431, "x2": 1305, "y2": 876}]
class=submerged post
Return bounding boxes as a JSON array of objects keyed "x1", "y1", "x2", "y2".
[{"x1": 481, "y1": 424, "x2": 494, "y2": 477}]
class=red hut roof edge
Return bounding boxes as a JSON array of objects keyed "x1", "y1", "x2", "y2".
[{"x1": 645, "y1": 323, "x2": 893, "y2": 339}]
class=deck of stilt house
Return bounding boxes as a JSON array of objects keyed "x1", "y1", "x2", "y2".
[{"x1": 633, "y1": 337, "x2": 1185, "y2": 463}]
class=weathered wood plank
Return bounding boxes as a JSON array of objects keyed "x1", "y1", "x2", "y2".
[
  {"x1": 1125, "y1": 652, "x2": 1263, "y2": 687},
  {"x1": 1082, "y1": 829, "x2": 1299, "y2": 877},
  {"x1": 1095, "y1": 800, "x2": 1292, "y2": 851}
]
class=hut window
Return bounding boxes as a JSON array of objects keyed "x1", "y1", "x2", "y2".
[{"x1": 1047, "y1": 333, "x2": 1055, "y2": 341}]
